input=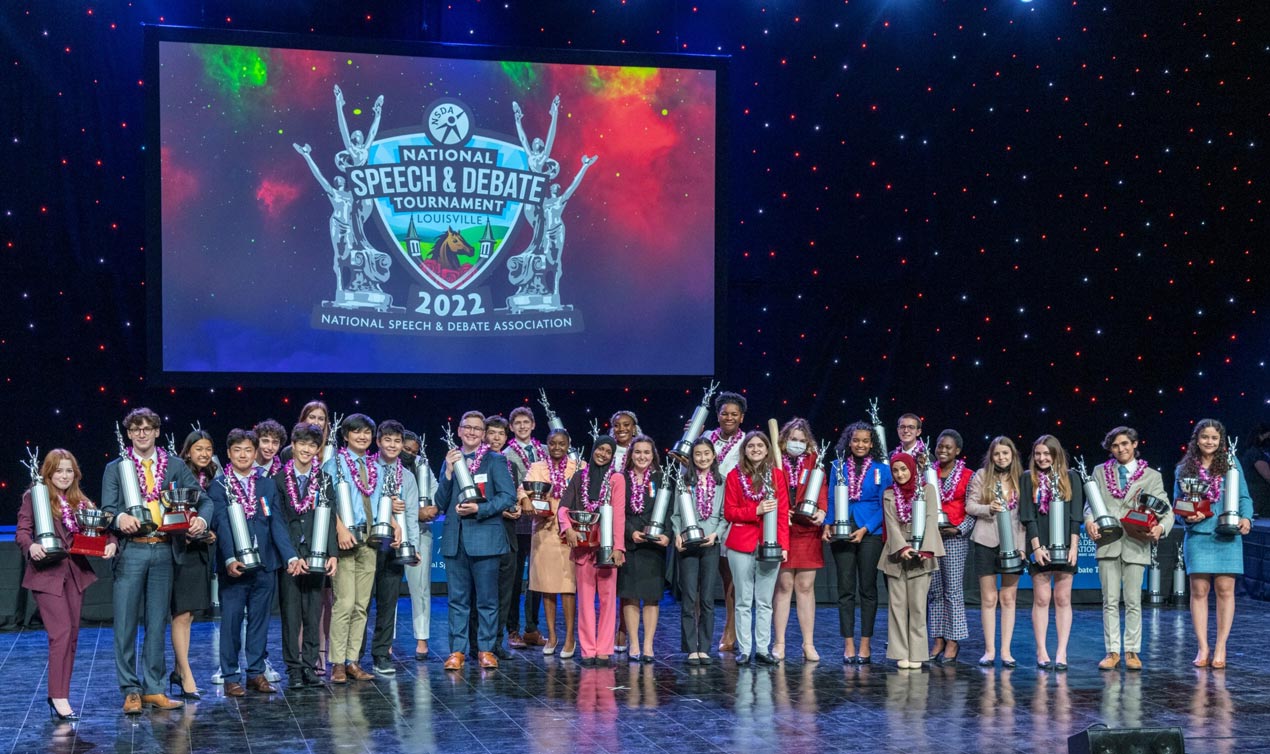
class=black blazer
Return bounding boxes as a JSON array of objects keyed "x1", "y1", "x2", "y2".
[
  {"x1": 1019, "y1": 469, "x2": 1085, "y2": 553},
  {"x1": 272, "y1": 468, "x2": 339, "y2": 561}
]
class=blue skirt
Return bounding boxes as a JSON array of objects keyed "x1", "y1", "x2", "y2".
[{"x1": 1183, "y1": 529, "x2": 1244, "y2": 575}]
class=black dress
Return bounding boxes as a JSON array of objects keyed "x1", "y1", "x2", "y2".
[
  {"x1": 618, "y1": 470, "x2": 670, "y2": 602},
  {"x1": 171, "y1": 475, "x2": 214, "y2": 615}
]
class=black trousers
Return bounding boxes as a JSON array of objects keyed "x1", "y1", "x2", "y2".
[
  {"x1": 507, "y1": 532, "x2": 542, "y2": 633},
  {"x1": 830, "y1": 534, "x2": 884, "y2": 638},
  {"x1": 678, "y1": 544, "x2": 721, "y2": 653},
  {"x1": 358, "y1": 546, "x2": 403, "y2": 663},
  {"x1": 278, "y1": 569, "x2": 326, "y2": 676}
]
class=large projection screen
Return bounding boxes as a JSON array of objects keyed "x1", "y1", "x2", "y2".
[{"x1": 147, "y1": 27, "x2": 723, "y2": 385}]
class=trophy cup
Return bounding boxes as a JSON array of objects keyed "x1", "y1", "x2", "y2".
[
  {"x1": 994, "y1": 488, "x2": 1025, "y2": 574},
  {"x1": 643, "y1": 466, "x2": 676, "y2": 538},
  {"x1": 567, "y1": 509, "x2": 599, "y2": 542},
  {"x1": 392, "y1": 472, "x2": 420, "y2": 566},
  {"x1": 69, "y1": 507, "x2": 112, "y2": 557},
  {"x1": 1175, "y1": 476, "x2": 1214, "y2": 519},
  {"x1": 669, "y1": 380, "x2": 720, "y2": 463},
  {"x1": 159, "y1": 487, "x2": 201, "y2": 533},
  {"x1": 1076, "y1": 456, "x2": 1123, "y2": 544},
  {"x1": 332, "y1": 456, "x2": 364, "y2": 544},
  {"x1": 1046, "y1": 473, "x2": 1071, "y2": 569},
  {"x1": 867, "y1": 398, "x2": 888, "y2": 457},
  {"x1": 22, "y1": 447, "x2": 68, "y2": 563},
  {"x1": 369, "y1": 463, "x2": 397, "y2": 545},
  {"x1": 538, "y1": 389, "x2": 581, "y2": 464},
  {"x1": 322, "y1": 413, "x2": 343, "y2": 465},
  {"x1": 115, "y1": 424, "x2": 158, "y2": 535},
  {"x1": 306, "y1": 480, "x2": 334, "y2": 574},
  {"x1": 442, "y1": 423, "x2": 487, "y2": 513},
  {"x1": 793, "y1": 440, "x2": 830, "y2": 525},
  {"x1": 828, "y1": 451, "x2": 855, "y2": 542},
  {"x1": 1147, "y1": 542, "x2": 1163, "y2": 606},
  {"x1": 1171, "y1": 539, "x2": 1187, "y2": 604},
  {"x1": 220, "y1": 478, "x2": 262, "y2": 572},
  {"x1": 522, "y1": 480, "x2": 555, "y2": 517},
  {"x1": 675, "y1": 470, "x2": 705, "y2": 548},
  {"x1": 1124, "y1": 492, "x2": 1171, "y2": 539},
  {"x1": 758, "y1": 470, "x2": 784, "y2": 562},
  {"x1": 1216, "y1": 438, "x2": 1243, "y2": 536},
  {"x1": 910, "y1": 483, "x2": 928, "y2": 553}
]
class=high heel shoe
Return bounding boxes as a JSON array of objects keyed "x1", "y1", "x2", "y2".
[
  {"x1": 169, "y1": 670, "x2": 202, "y2": 700},
  {"x1": 47, "y1": 698, "x2": 79, "y2": 722},
  {"x1": 802, "y1": 644, "x2": 820, "y2": 663}
]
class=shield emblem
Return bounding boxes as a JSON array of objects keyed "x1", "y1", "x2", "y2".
[{"x1": 364, "y1": 132, "x2": 530, "y2": 291}]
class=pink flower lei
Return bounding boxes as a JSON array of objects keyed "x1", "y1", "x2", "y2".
[
  {"x1": 579, "y1": 464, "x2": 613, "y2": 512},
  {"x1": 339, "y1": 447, "x2": 379, "y2": 497},
  {"x1": 262, "y1": 455, "x2": 282, "y2": 477},
  {"x1": 509, "y1": 438, "x2": 545, "y2": 469},
  {"x1": 710, "y1": 429, "x2": 742, "y2": 464},
  {"x1": 224, "y1": 471, "x2": 259, "y2": 518},
  {"x1": 846, "y1": 456, "x2": 873, "y2": 501},
  {"x1": 892, "y1": 439, "x2": 926, "y2": 460},
  {"x1": 126, "y1": 447, "x2": 169, "y2": 504},
  {"x1": 58, "y1": 495, "x2": 86, "y2": 535},
  {"x1": 783, "y1": 454, "x2": 809, "y2": 488},
  {"x1": 1103, "y1": 458, "x2": 1148, "y2": 500},
  {"x1": 546, "y1": 456, "x2": 570, "y2": 499},
  {"x1": 1197, "y1": 464, "x2": 1223, "y2": 502},
  {"x1": 465, "y1": 444, "x2": 491, "y2": 475},
  {"x1": 284, "y1": 459, "x2": 320, "y2": 514},
  {"x1": 695, "y1": 470, "x2": 717, "y2": 518},
  {"x1": 993, "y1": 478, "x2": 1019, "y2": 511},
  {"x1": 628, "y1": 467, "x2": 652, "y2": 513},
  {"x1": 938, "y1": 460, "x2": 966, "y2": 503},
  {"x1": 738, "y1": 469, "x2": 771, "y2": 502},
  {"x1": 890, "y1": 483, "x2": 916, "y2": 524},
  {"x1": 1035, "y1": 470, "x2": 1057, "y2": 515}
]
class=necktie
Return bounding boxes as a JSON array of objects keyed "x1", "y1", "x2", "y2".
[
  {"x1": 1118, "y1": 464, "x2": 1129, "y2": 488},
  {"x1": 297, "y1": 474, "x2": 309, "y2": 498},
  {"x1": 142, "y1": 459, "x2": 162, "y2": 524}
]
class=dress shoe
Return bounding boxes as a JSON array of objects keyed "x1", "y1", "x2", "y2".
[
  {"x1": 698, "y1": 655, "x2": 714, "y2": 666},
  {"x1": 330, "y1": 664, "x2": 348, "y2": 684},
  {"x1": 444, "y1": 652, "x2": 466, "y2": 671},
  {"x1": 581, "y1": 657, "x2": 596, "y2": 667},
  {"x1": 1211, "y1": 658, "x2": 1228, "y2": 669},
  {"x1": 559, "y1": 643, "x2": 576, "y2": 659},
  {"x1": 122, "y1": 693, "x2": 143, "y2": 715},
  {"x1": 493, "y1": 645, "x2": 512, "y2": 660},
  {"x1": 301, "y1": 669, "x2": 324, "y2": 687},
  {"x1": 1124, "y1": 652, "x2": 1142, "y2": 671},
  {"x1": 479, "y1": 651, "x2": 499, "y2": 670},
  {"x1": 47, "y1": 698, "x2": 79, "y2": 721},
  {"x1": 508, "y1": 632, "x2": 527, "y2": 649},
  {"x1": 755, "y1": 653, "x2": 779, "y2": 666},
  {"x1": 373, "y1": 658, "x2": 397, "y2": 676},
  {"x1": 263, "y1": 660, "x2": 282, "y2": 683},
  {"x1": 735, "y1": 653, "x2": 752, "y2": 666},
  {"x1": 345, "y1": 663, "x2": 374, "y2": 681},
  {"x1": 1098, "y1": 652, "x2": 1120, "y2": 670},
  {"x1": 246, "y1": 675, "x2": 277, "y2": 694},
  {"x1": 141, "y1": 693, "x2": 184, "y2": 710},
  {"x1": 719, "y1": 641, "x2": 736, "y2": 653},
  {"x1": 224, "y1": 682, "x2": 246, "y2": 698},
  {"x1": 855, "y1": 655, "x2": 872, "y2": 665},
  {"x1": 521, "y1": 630, "x2": 547, "y2": 646}
]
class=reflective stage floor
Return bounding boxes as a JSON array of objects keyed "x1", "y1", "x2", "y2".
[{"x1": 3, "y1": 595, "x2": 1266, "y2": 753}]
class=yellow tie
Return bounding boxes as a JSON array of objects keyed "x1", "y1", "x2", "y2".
[{"x1": 143, "y1": 459, "x2": 163, "y2": 523}]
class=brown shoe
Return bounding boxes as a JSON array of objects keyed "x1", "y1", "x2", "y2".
[
  {"x1": 345, "y1": 663, "x2": 374, "y2": 681},
  {"x1": 521, "y1": 630, "x2": 547, "y2": 647},
  {"x1": 508, "y1": 631, "x2": 526, "y2": 649},
  {"x1": 122, "y1": 693, "x2": 142, "y2": 715},
  {"x1": 1098, "y1": 652, "x2": 1120, "y2": 670},
  {"x1": 223, "y1": 682, "x2": 246, "y2": 698},
  {"x1": 246, "y1": 675, "x2": 277, "y2": 693},
  {"x1": 443, "y1": 652, "x2": 466, "y2": 671},
  {"x1": 479, "y1": 651, "x2": 499, "y2": 670},
  {"x1": 140, "y1": 693, "x2": 184, "y2": 710},
  {"x1": 1125, "y1": 652, "x2": 1142, "y2": 671},
  {"x1": 330, "y1": 664, "x2": 348, "y2": 684}
]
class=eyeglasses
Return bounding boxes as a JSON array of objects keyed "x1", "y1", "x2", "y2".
[
  {"x1": 128, "y1": 427, "x2": 159, "y2": 435},
  {"x1": 459, "y1": 424, "x2": 485, "y2": 432},
  {"x1": 897, "y1": 424, "x2": 920, "y2": 431}
]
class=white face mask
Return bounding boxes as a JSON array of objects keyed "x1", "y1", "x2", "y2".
[{"x1": 785, "y1": 440, "x2": 807, "y2": 457}]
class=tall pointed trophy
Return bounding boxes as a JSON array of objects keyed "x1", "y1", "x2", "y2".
[
  {"x1": 925, "y1": 445, "x2": 952, "y2": 529},
  {"x1": 220, "y1": 477, "x2": 262, "y2": 572},
  {"x1": 828, "y1": 451, "x2": 855, "y2": 542},
  {"x1": 675, "y1": 469, "x2": 706, "y2": 547},
  {"x1": 442, "y1": 423, "x2": 486, "y2": 513},
  {"x1": 114, "y1": 424, "x2": 157, "y2": 535},
  {"x1": 643, "y1": 465, "x2": 676, "y2": 538},
  {"x1": 994, "y1": 484, "x2": 1025, "y2": 574},
  {"x1": 867, "y1": 398, "x2": 888, "y2": 457},
  {"x1": 1215, "y1": 438, "x2": 1244, "y2": 537},
  {"x1": 793, "y1": 440, "x2": 830, "y2": 525},
  {"x1": 1076, "y1": 456, "x2": 1122, "y2": 544},
  {"x1": 369, "y1": 462, "x2": 396, "y2": 545},
  {"x1": 322, "y1": 414, "x2": 343, "y2": 465},
  {"x1": 306, "y1": 475, "x2": 334, "y2": 574},
  {"x1": 332, "y1": 453, "x2": 364, "y2": 544},
  {"x1": 538, "y1": 389, "x2": 581, "y2": 464},
  {"x1": 22, "y1": 447, "x2": 67, "y2": 562},
  {"x1": 669, "y1": 380, "x2": 720, "y2": 464}
]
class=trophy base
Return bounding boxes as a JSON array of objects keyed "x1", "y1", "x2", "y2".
[
  {"x1": 1122, "y1": 511, "x2": 1158, "y2": 540},
  {"x1": 368, "y1": 523, "x2": 395, "y2": 545},
  {"x1": 1092, "y1": 516, "x2": 1123, "y2": 544},
  {"x1": 667, "y1": 445, "x2": 693, "y2": 466},
  {"x1": 757, "y1": 543, "x2": 783, "y2": 562},
  {"x1": 458, "y1": 490, "x2": 487, "y2": 512},
  {"x1": 828, "y1": 523, "x2": 855, "y2": 542},
  {"x1": 35, "y1": 537, "x2": 69, "y2": 563},
  {"x1": 393, "y1": 543, "x2": 419, "y2": 566},
  {"x1": 996, "y1": 549, "x2": 1026, "y2": 574},
  {"x1": 681, "y1": 526, "x2": 705, "y2": 548},
  {"x1": 236, "y1": 550, "x2": 263, "y2": 572},
  {"x1": 1215, "y1": 512, "x2": 1242, "y2": 537},
  {"x1": 69, "y1": 534, "x2": 108, "y2": 557},
  {"x1": 1148, "y1": 590, "x2": 1163, "y2": 605},
  {"x1": 158, "y1": 511, "x2": 193, "y2": 533},
  {"x1": 1048, "y1": 545, "x2": 1071, "y2": 566},
  {"x1": 1174, "y1": 499, "x2": 1213, "y2": 519},
  {"x1": 306, "y1": 553, "x2": 329, "y2": 574},
  {"x1": 532, "y1": 502, "x2": 553, "y2": 517},
  {"x1": 596, "y1": 547, "x2": 616, "y2": 567},
  {"x1": 792, "y1": 503, "x2": 819, "y2": 526},
  {"x1": 645, "y1": 523, "x2": 666, "y2": 539}
]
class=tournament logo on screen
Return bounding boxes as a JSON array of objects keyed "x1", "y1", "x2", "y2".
[{"x1": 297, "y1": 88, "x2": 596, "y2": 336}]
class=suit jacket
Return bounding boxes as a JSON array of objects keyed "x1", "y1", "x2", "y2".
[
  {"x1": 100, "y1": 454, "x2": 208, "y2": 563},
  {"x1": 208, "y1": 472, "x2": 299, "y2": 575},
  {"x1": 1019, "y1": 470, "x2": 1086, "y2": 553},
  {"x1": 16, "y1": 490, "x2": 114, "y2": 596},
  {"x1": 437, "y1": 449, "x2": 516, "y2": 558},
  {"x1": 273, "y1": 467, "x2": 338, "y2": 561},
  {"x1": 1085, "y1": 459, "x2": 1172, "y2": 565},
  {"x1": 964, "y1": 470, "x2": 1028, "y2": 550},
  {"x1": 879, "y1": 483, "x2": 945, "y2": 579},
  {"x1": 723, "y1": 466, "x2": 791, "y2": 553}
]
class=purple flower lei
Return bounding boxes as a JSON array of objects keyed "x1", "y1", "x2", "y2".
[
  {"x1": 579, "y1": 464, "x2": 612, "y2": 512},
  {"x1": 1197, "y1": 464, "x2": 1223, "y2": 502},
  {"x1": 695, "y1": 470, "x2": 717, "y2": 518},
  {"x1": 546, "y1": 456, "x2": 570, "y2": 499},
  {"x1": 339, "y1": 447, "x2": 379, "y2": 497},
  {"x1": 847, "y1": 456, "x2": 873, "y2": 501},
  {"x1": 890, "y1": 483, "x2": 916, "y2": 524},
  {"x1": 224, "y1": 471, "x2": 259, "y2": 518},
  {"x1": 628, "y1": 467, "x2": 652, "y2": 513},
  {"x1": 938, "y1": 460, "x2": 966, "y2": 503},
  {"x1": 1103, "y1": 458, "x2": 1148, "y2": 500},
  {"x1": 284, "y1": 459, "x2": 320, "y2": 514},
  {"x1": 126, "y1": 447, "x2": 169, "y2": 504}
]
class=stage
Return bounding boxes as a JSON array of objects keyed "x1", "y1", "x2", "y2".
[{"x1": 1, "y1": 594, "x2": 1262, "y2": 754}]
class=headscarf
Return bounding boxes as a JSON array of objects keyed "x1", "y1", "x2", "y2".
[
  {"x1": 890, "y1": 453, "x2": 919, "y2": 498},
  {"x1": 587, "y1": 435, "x2": 617, "y2": 499}
]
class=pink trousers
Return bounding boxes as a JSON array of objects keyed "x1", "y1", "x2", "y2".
[{"x1": 575, "y1": 551, "x2": 619, "y2": 658}]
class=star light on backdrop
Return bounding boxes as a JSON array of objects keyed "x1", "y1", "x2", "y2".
[{"x1": 0, "y1": 1, "x2": 1263, "y2": 515}]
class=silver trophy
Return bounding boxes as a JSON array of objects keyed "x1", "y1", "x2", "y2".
[
  {"x1": 994, "y1": 482, "x2": 1025, "y2": 574},
  {"x1": 306, "y1": 476, "x2": 334, "y2": 574},
  {"x1": 220, "y1": 477, "x2": 262, "y2": 572},
  {"x1": 597, "y1": 499, "x2": 617, "y2": 567},
  {"x1": 442, "y1": 423, "x2": 486, "y2": 512},
  {"x1": 643, "y1": 466, "x2": 676, "y2": 538},
  {"x1": 22, "y1": 447, "x2": 67, "y2": 563},
  {"x1": 369, "y1": 462, "x2": 396, "y2": 545},
  {"x1": 911, "y1": 483, "x2": 928, "y2": 552},
  {"x1": 675, "y1": 470, "x2": 706, "y2": 547},
  {"x1": 1047, "y1": 474, "x2": 1070, "y2": 566},
  {"x1": 1172, "y1": 539, "x2": 1187, "y2": 604},
  {"x1": 392, "y1": 469, "x2": 419, "y2": 565},
  {"x1": 1175, "y1": 476, "x2": 1213, "y2": 519},
  {"x1": 926, "y1": 452, "x2": 952, "y2": 529},
  {"x1": 1216, "y1": 438, "x2": 1243, "y2": 536},
  {"x1": 322, "y1": 413, "x2": 343, "y2": 465},
  {"x1": 758, "y1": 470, "x2": 783, "y2": 562},
  {"x1": 538, "y1": 390, "x2": 581, "y2": 463},
  {"x1": 792, "y1": 440, "x2": 830, "y2": 524},
  {"x1": 867, "y1": 398, "x2": 888, "y2": 457},
  {"x1": 1076, "y1": 456, "x2": 1122, "y2": 544},
  {"x1": 828, "y1": 452, "x2": 855, "y2": 541},
  {"x1": 115, "y1": 424, "x2": 157, "y2": 535},
  {"x1": 415, "y1": 433, "x2": 436, "y2": 509},
  {"x1": 669, "y1": 380, "x2": 720, "y2": 463},
  {"x1": 1147, "y1": 542, "x2": 1163, "y2": 605},
  {"x1": 69, "y1": 507, "x2": 111, "y2": 557},
  {"x1": 333, "y1": 455, "x2": 364, "y2": 544}
]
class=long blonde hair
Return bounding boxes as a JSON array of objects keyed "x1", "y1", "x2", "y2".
[
  {"x1": 1029, "y1": 434, "x2": 1072, "y2": 500},
  {"x1": 37, "y1": 449, "x2": 94, "y2": 517}
]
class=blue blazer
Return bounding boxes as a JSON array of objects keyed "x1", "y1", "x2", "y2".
[
  {"x1": 207, "y1": 473, "x2": 298, "y2": 575},
  {"x1": 828, "y1": 457, "x2": 892, "y2": 535},
  {"x1": 101, "y1": 454, "x2": 209, "y2": 563},
  {"x1": 437, "y1": 451, "x2": 516, "y2": 558}
]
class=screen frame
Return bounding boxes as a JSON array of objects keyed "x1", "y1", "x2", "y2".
[{"x1": 144, "y1": 24, "x2": 728, "y2": 389}]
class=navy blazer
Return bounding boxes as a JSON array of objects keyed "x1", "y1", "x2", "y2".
[
  {"x1": 207, "y1": 473, "x2": 298, "y2": 575},
  {"x1": 100, "y1": 454, "x2": 209, "y2": 563},
  {"x1": 437, "y1": 450, "x2": 516, "y2": 558},
  {"x1": 273, "y1": 468, "x2": 339, "y2": 561}
]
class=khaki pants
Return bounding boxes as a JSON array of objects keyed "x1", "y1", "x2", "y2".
[
  {"x1": 1097, "y1": 558, "x2": 1144, "y2": 653},
  {"x1": 885, "y1": 572, "x2": 931, "y2": 662},
  {"x1": 330, "y1": 543, "x2": 377, "y2": 664}
]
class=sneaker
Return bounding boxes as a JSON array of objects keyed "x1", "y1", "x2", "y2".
[
  {"x1": 373, "y1": 659, "x2": 397, "y2": 676},
  {"x1": 263, "y1": 660, "x2": 282, "y2": 683},
  {"x1": 211, "y1": 669, "x2": 226, "y2": 685}
]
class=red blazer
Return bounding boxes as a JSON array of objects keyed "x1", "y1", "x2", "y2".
[
  {"x1": 16, "y1": 490, "x2": 112, "y2": 597},
  {"x1": 786, "y1": 453, "x2": 829, "y2": 536},
  {"x1": 938, "y1": 465, "x2": 974, "y2": 527},
  {"x1": 724, "y1": 466, "x2": 791, "y2": 553}
]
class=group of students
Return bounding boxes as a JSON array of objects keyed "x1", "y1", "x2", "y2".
[{"x1": 15, "y1": 394, "x2": 1256, "y2": 720}]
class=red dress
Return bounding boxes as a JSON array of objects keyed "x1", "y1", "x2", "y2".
[{"x1": 782, "y1": 453, "x2": 828, "y2": 569}]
